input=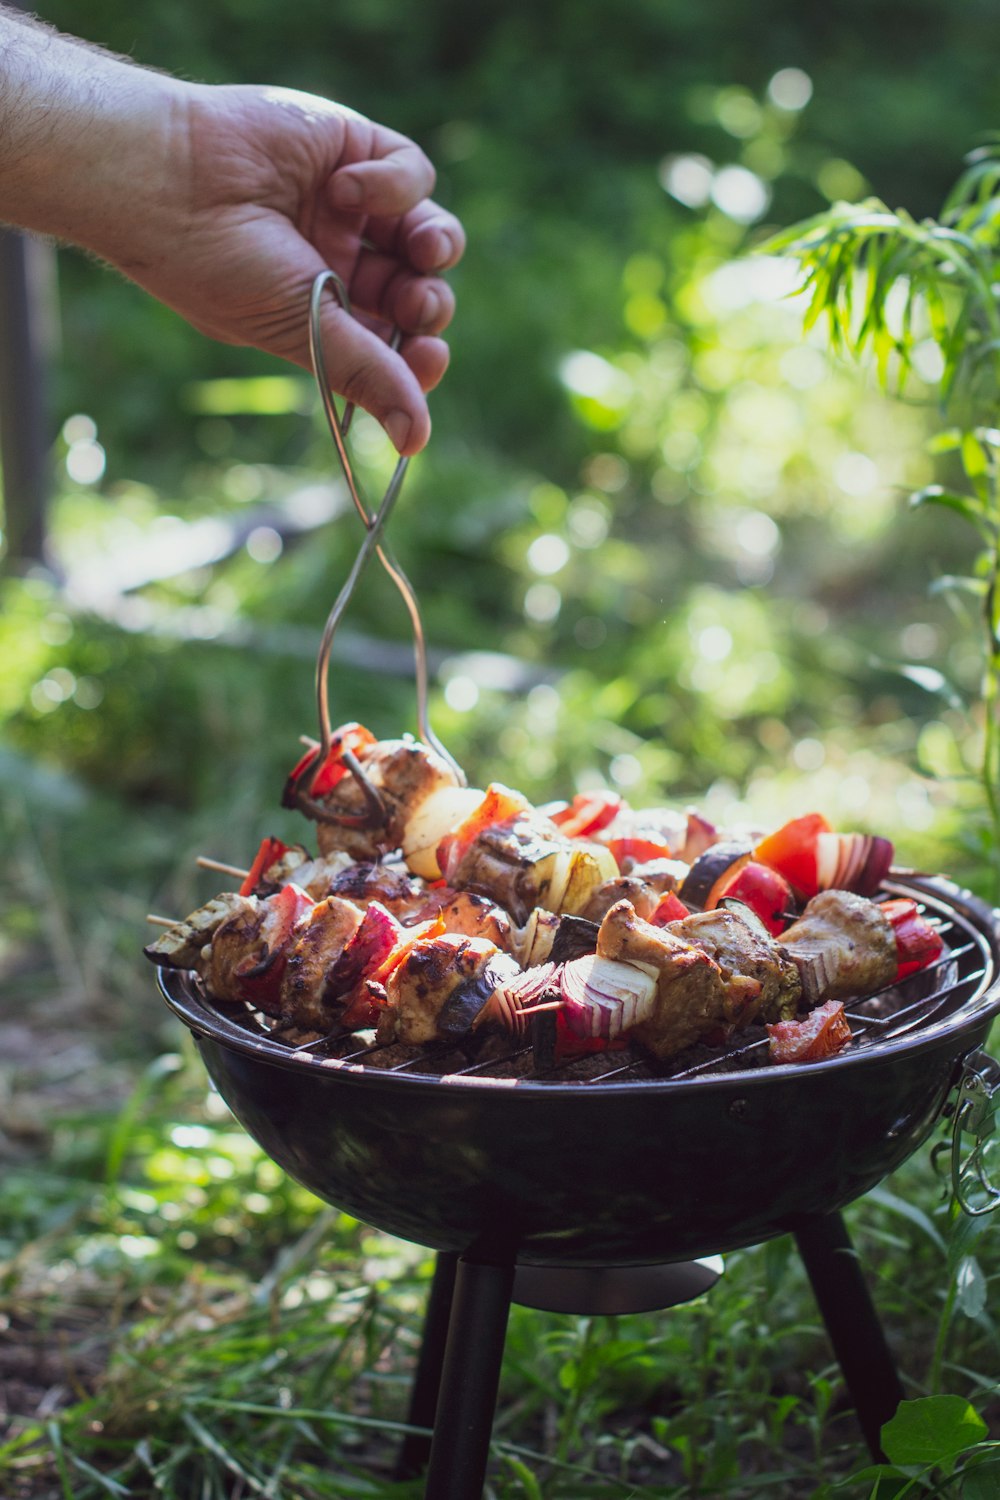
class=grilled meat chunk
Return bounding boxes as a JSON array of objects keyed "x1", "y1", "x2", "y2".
[
  {"x1": 313, "y1": 739, "x2": 461, "y2": 860},
  {"x1": 279, "y1": 850, "x2": 354, "y2": 899},
  {"x1": 781, "y1": 889, "x2": 896, "y2": 1004},
  {"x1": 666, "y1": 909, "x2": 802, "y2": 1024},
  {"x1": 447, "y1": 814, "x2": 617, "y2": 925},
  {"x1": 324, "y1": 860, "x2": 428, "y2": 921},
  {"x1": 596, "y1": 900, "x2": 763, "y2": 1058},
  {"x1": 144, "y1": 892, "x2": 248, "y2": 970},
  {"x1": 419, "y1": 890, "x2": 517, "y2": 953},
  {"x1": 379, "y1": 933, "x2": 506, "y2": 1046},
  {"x1": 581, "y1": 859, "x2": 688, "y2": 924},
  {"x1": 278, "y1": 896, "x2": 363, "y2": 1029}
]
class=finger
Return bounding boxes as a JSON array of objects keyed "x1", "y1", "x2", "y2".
[
  {"x1": 315, "y1": 298, "x2": 432, "y2": 455},
  {"x1": 347, "y1": 251, "x2": 456, "y2": 336},
  {"x1": 328, "y1": 130, "x2": 436, "y2": 218},
  {"x1": 363, "y1": 200, "x2": 466, "y2": 273},
  {"x1": 399, "y1": 334, "x2": 451, "y2": 394}
]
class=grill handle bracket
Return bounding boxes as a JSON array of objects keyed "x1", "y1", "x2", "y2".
[{"x1": 948, "y1": 1051, "x2": 1000, "y2": 1217}]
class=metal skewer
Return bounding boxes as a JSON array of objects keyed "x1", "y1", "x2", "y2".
[{"x1": 305, "y1": 270, "x2": 465, "y2": 794}]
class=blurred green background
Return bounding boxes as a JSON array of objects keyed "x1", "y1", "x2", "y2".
[{"x1": 2, "y1": 0, "x2": 997, "y2": 1022}]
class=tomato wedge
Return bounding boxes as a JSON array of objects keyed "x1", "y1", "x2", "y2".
[
  {"x1": 767, "y1": 1000, "x2": 852, "y2": 1064},
  {"x1": 550, "y1": 790, "x2": 624, "y2": 839},
  {"x1": 707, "y1": 860, "x2": 793, "y2": 936},
  {"x1": 649, "y1": 891, "x2": 689, "y2": 926}
]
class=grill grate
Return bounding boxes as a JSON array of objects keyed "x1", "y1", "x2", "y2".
[{"x1": 197, "y1": 881, "x2": 995, "y2": 1086}]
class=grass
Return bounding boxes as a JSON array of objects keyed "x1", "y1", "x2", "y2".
[{"x1": 2, "y1": 771, "x2": 1000, "y2": 1500}]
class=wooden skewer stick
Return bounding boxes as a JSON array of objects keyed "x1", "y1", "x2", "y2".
[
  {"x1": 196, "y1": 856, "x2": 250, "y2": 880},
  {"x1": 521, "y1": 999, "x2": 566, "y2": 1014},
  {"x1": 146, "y1": 914, "x2": 178, "y2": 927}
]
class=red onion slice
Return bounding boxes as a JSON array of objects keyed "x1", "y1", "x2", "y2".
[{"x1": 560, "y1": 955, "x2": 657, "y2": 1040}]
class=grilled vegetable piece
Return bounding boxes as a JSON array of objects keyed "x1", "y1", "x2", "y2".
[
  {"x1": 649, "y1": 891, "x2": 690, "y2": 926},
  {"x1": 515, "y1": 906, "x2": 564, "y2": 966},
  {"x1": 666, "y1": 908, "x2": 802, "y2": 1025},
  {"x1": 277, "y1": 895, "x2": 363, "y2": 1029},
  {"x1": 881, "y1": 898, "x2": 944, "y2": 979},
  {"x1": 282, "y1": 850, "x2": 356, "y2": 898},
  {"x1": 143, "y1": 892, "x2": 250, "y2": 970},
  {"x1": 780, "y1": 889, "x2": 897, "y2": 1005},
  {"x1": 550, "y1": 790, "x2": 624, "y2": 839},
  {"x1": 767, "y1": 1000, "x2": 852, "y2": 1063},
  {"x1": 323, "y1": 901, "x2": 402, "y2": 1027},
  {"x1": 753, "y1": 814, "x2": 894, "y2": 901},
  {"x1": 284, "y1": 722, "x2": 378, "y2": 799},
  {"x1": 596, "y1": 900, "x2": 762, "y2": 1058},
  {"x1": 378, "y1": 933, "x2": 508, "y2": 1045},
  {"x1": 560, "y1": 955, "x2": 658, "y2": 1040},
  {"x1": 679, "y1": 841, "x2": 755, "y2": 909},
  {"x1": 596, "y1": 807, "x2": 718, "y2": 867},
  {"x1": 403, "y1": 784, "x2": 487, "y2": 878}
]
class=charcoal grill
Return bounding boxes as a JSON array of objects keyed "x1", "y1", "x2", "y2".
[{"x1": 158, "y1": 871, "x2": 1000, "y2": 1496}]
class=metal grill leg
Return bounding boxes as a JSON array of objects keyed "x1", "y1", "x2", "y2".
[
  {"x1": 423, "y1": 1255, "x2": 515, "y2": 1500},
  {"x1": 396, "y1": 1251, "x2": 459, "y2": 1480},
  {"x1": 794, "y1": 1210, "x2": 905, "y2": 1461}
]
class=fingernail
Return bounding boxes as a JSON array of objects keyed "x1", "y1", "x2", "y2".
[
  {"x1": 432, "y1": 230, "x2": 455, "y2": 267},
  {"x1": 420, "y1": 286, "x2": 442, "y2": 329},
  {"x1": 331, "y1": 173, "x2": 363, "y2": 209},
  {"x1": 384, "y1": 409, "x2": 412, "y2": 452}
]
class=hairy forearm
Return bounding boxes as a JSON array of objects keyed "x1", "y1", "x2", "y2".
[{"x1": 0, "y1": 7, "x2": 186, "y2": 266}]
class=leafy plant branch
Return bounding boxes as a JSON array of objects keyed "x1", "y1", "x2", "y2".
[{"x1": 763, "y1": 143, "x2": 1000, "y2": 886}]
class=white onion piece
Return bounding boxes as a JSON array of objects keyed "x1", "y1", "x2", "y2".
[
  {"x1": 560, "y1": 955, "x2": 657, "y2": 1040},
  {"x1": 814, "y1": 833, "x2": 842, "y2": 891},
  {"x1": 402, "y1": 785, "x2": 485, "y2": 879},
  {"x1": 515, "y1": 908, "x2": 562, "y2": 966}
]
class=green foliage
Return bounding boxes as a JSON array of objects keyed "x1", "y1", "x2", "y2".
[{"x1": 766, "y1": 143, "x2": 1000, "y2": 892}]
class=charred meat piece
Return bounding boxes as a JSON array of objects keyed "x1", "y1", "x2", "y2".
[
  {"x1": 596, "y1": 900, "x2": 762, "y2": 1059},
  {"x1": 144, "y1": 892, "x2": 249, "y2": 970},
  {"x1": 666, "y1": 908, "x2": 802, "y2": 1025},
  {"x1": 378, "y1": 933, "x2": 516, "y2": 1046},
  {"x1": 417, "y1": 890, "x2": 518, "y2": 953},
  {"x1": 780, "y1": 889, "x2": 896, "y2": 1005},
  {"x1": 324, "y1": 860, "x2": 429, "y2": 921},
  {"x1": 280, "y1": 850, "x2": 355, "y2": 899},
  {"x1": 206, "y1": 885, "x2": 313, "y2": 1011},
  {"x1": 441, "y1": 785, "x2": 618, "y2": 925},
  {"x1": 310, "y1": 738, "x2": 461, "y2": 861},
  {"x1": 277, "y1": 896, "x2": 363, "y2": 1030},
  {"x1": 581, "y1": 859, "x2": 688, "y2": 924}
]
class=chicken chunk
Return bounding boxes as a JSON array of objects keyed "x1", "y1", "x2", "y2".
[
  {"x1": 596, "y1": 900, "x2": 763, "y2": 1059},
  {"x1": 379, "y1": 933, "x2": 505, "y2": 1046},
  {"x1": 311, "y1": 739, "x2": 461, "y2": 860},
  {"x1": 278, "y1": 896, "x2": 363, "y2": 1030},
  {"x1": 780, "y1": 889, "x2": 896, "y2": 1004},
  {"x1": 666, "y1": 909, "x2": 802, "y2": 1024}
]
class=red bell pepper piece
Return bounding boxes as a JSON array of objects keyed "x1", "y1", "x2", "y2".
[
  {"x1": 550, "y1": 790, "x2": 624, "y2": 839},
  {"x1": 881, "y1": 898, "x2": 944, "y2": 980},
  {"x1": 283, "y1": 722, "x2": 378, "y2": 801},
  {"x1": 239, "y1": 836, "x2": 290, "y2": 897},
  {"x1": 553, "y1": 1009, "x2": 628, "y2": 1060}
]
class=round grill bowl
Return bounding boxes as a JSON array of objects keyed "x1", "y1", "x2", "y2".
[{"x1": 158, "y1": 875, "x2": 1000, "y2": 1267}]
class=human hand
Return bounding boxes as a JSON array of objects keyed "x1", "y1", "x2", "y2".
[
  {"x1": 116, "y1": 84, "x2": 465, "y2": 455},
  {"x1": 0, "y1": 13, "x2": 464, "y2": 455}
]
